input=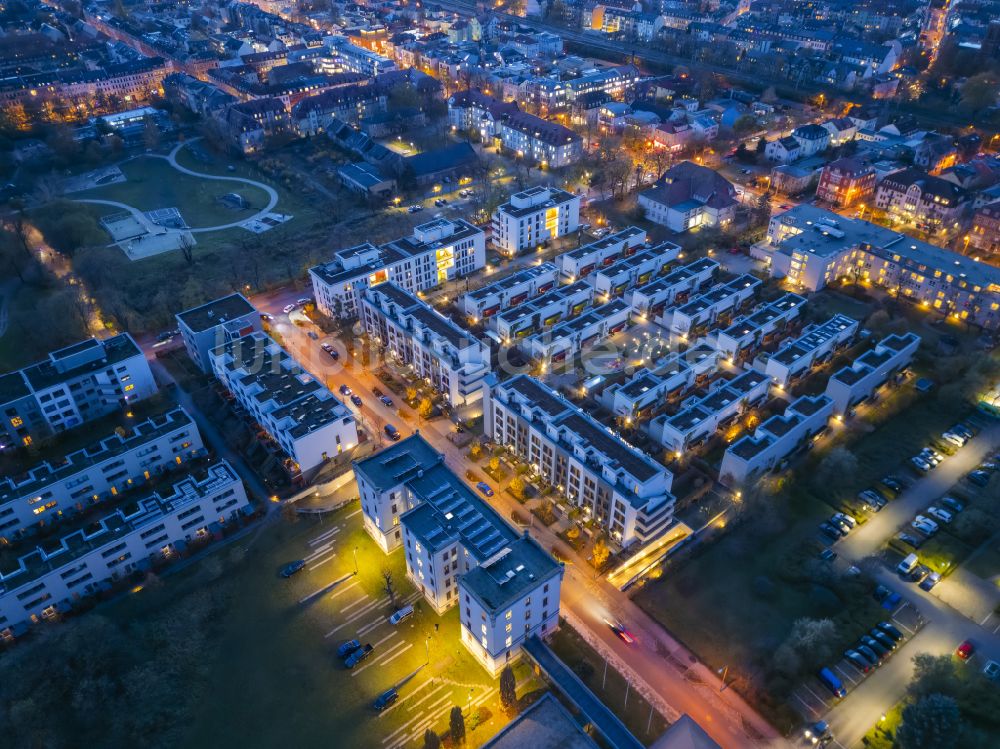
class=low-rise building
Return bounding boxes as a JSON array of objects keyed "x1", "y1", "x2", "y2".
[
  {"x1": 176, "y1": 294, "x2": 262, "y2": 374},
  {"x1": 791, "y1": 123, "x2": 831, "y2": 157},
  {"x1": 663, "y1": 275, "x2": 761, "y2": 338},
  {"x1": 209, "y1": 332, "x2": 358, "y2": 472},
  {"x1": 712, "y1": 293, "x2": 807, "y2": 363},
  {"x1": 0, "y1": 335, "x2": 157, "y2": 452},
  {"x1": 487, "y1": 375, "x2": 674, "y2": 547},
  {"x1": 765, "y1": 136, "x2": 802, "y2": 164},
  {"x1": 0, "y1": 459, "x2": 249, "y2": 632},
  {"x1": 459, "y1": 263, "x2": 558, "y2": 321},
  {"x1": 719, "y1": 394, "x2": 834, "y2": 486},
  {"x1": 816, "y1": 157, "x2": 876, "y2": 207},
  {"x1": 626, "y1": 258, "x2": 718, "y2": 319},
  {"x1": 753, "y1": 205, "x2": 1000, "y2": 328},
  {"x1": 362, "y1": 284, "x2": 491, "y2": 407},
  {"x1": 353, "y1": 434, "x2": 562, "y2": 675},
  {"x1": 557, "y1": 226, "x2": 647, "y2": 281},
  {"x1": 585, "y1": 241, "x2": 682, "y2": 298},
  {"x1": 825, "y1": 332, "x2": 920, "y2": 414},
  {"x1": 649, "y1": 369, "x2": 770, "y2": 454},
  {"x1": 492, "y1": 281, "x2": 593, "y2": 343},
  {"x1": 638, "y1": 161, "x2": 738, "y2": 232},
  {"x1": 310, "y1": 218, "x2": 486, "y2": 319},
  {"x1": 521, "y1": 299, "x2": 631, "y2": 363},
  {"x1": 491, "y1": 186, "x2": 581, "y2": 256},
  {"x1": 764, "y1": 314, "x2": 860, "y2": 388}
]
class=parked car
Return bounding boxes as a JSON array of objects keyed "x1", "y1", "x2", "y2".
[
  {"x1": 912, "y1": 516, "x2": 939, "y2": 535},
  {"x1": 926, "y1": 506, "x2": 953, "y2": 524},
  {"x1": 818, "y1": 667, "x2": 846, "y2": 698},
  {"x1": 920, "y1": 448, "x2": 943, "y2": 465},
  {"x1": 877, "y1": 621, "x2": 904, "y2": 642},
  {"x1": 911, "y1": 456, "x2": 933, "y2": 472},
  {"x1": 881, "y1": 476, "x2": 904, "y2": 494},
  {"x1": 897, "y1": 553, "x2": 920, "y2": 576},
  {"x1": 344, "y1": 643, "x2": 374, "y2": 669},
  {"x1": 862, "y1": 636, "x2": 890, "y2": 659},
  {"x1": 283, "y1": 303, "x2": 296, "y2": 314},
  {"x1": 968, "y1": 470, "x2": 991, "y2": 487},
  {"x1": 380, "y1": 395, "x2": 393, "y2": 406},
  {"x1": 956, "y1": 640, "x2": 975, "y2": 661},
  {"x1": 280, "y1": 560, "x2": 306, "y2": 578},
  {"x1": 833, "y1": 512, "x2": 857, "y2": 529},
  {"x1": 983, "y1": 661, "x2": 1000, "y2": 681},
  {"x1": 870, "y1": 628, "x2": 897, "y2": 651},
  {"x1": 920, "y1": 571, "x2": 942, "y2": 591},
  {"x1": 804, "y1": 720, "x2": 833, "y2": 746},
  {"x1": 952, "y1": 424, "x2": 975, "y2": 440},
  {"x1": 859, "y1": 489, "x2": 887, "y2": 510},
  {"x1": 830, "y1": 516, "x2": 852, "y2": 534},
  {"x1": 407, "y1": 204, "x2": 423, "y2": 213},
  {"x1": 321, "y1": 342, "x2": 339, "y2": 359},
  {"x1": 297, "y1": 298, "x2": 311, "y2": 306},
  {"x1": 374, "y1": 688, "x2": 399, "y2": 711},
  {"x1": 855, "y1": 644, "x2": 881, "y2": 667},
  {"x1": 939, "y1": 496, "x2": 964, "y2": 513},
  {"x1": 941, "y1": 431, "x2": 966, "y2": 447},
  {"x1": 819, "y1": 548, "x2": 837, "y2": 561},
  {"x1": 384, "y1": 424, "x2": 401, "y2": 441},
  {"x1": 339, "y1": 384, "x2": 352, "y2": 396},
  {"x1": 389, "y1": 605, "x2": 414, "y2": 625},
  {"x1": 337, "y1": 639, "x2": 361, "y2": 659},
  {"x1": 819, "y1": 522, "x2": 842, "y2": 542},
  {"x1": 476, "y1": 481, "x2": 494, "y2": 497},
  {"x1": 844, "y1": 649, "x2": 872, "y2": 673},
  {"x1": 350, "y1": 395, "x2": 363, "y2": 407},
  {"x1": 896, "y1": 532, "x2": 924, "y2": 549}
]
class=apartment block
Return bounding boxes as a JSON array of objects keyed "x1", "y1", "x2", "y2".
[
  {"x1": 0, "y1": 407, "x2": 203, "y2": 540},
  {"x1": 0, "y1": 460, "x2": 249, "y2": 633},
  {"x1": 497, "y1": 112, "x2": 583, "y2": 168},
  {"x1": 361, "y1": 284, "x2": 490, "y2": 407},
  {"x1": 352, "y1": 434, "x2": 562, "y2": 675},
  {"x1": 626, "y1": 258, "x2": 718, "y2": 319},
  {"x1": 874, "y1": 167, "x2": 970, "y2": 233},
  {"x1": 521, "y1": 299, "x2": 631, "y2": 363},
  {"x1": 649, "y1": 369, "x2": 770, "y2": 453},
  {"x1": 486, "y1": 375, "x2": 675, "y2": 547},
  {"x1": 556, "y1": 226, "x2": 647, "y2": 281},
  {"x1": 720, "y1": 394, "x2": 834, "y2": 486},
  {"x1": 815, "y1": 157, "x2": 876, "y2": 207},
  {"x1": 491, "y1": 187, "x2": 581, "y2": 256},
  {"x1": 0, "y1": 335, "x2": 157, "y2": 452},
  {"x1": 209, "y1": 333, "x2": 358, "y2": 472},
  {"x1": 324, "y1": 35, "x2": 396, "y2": 75},
  {"x1": 176, "y1": 293, "x2": 262, "y2": 373},
  {"x1": 754, "y1": 205, "x2": 1000, "y2": 329},
  {"x1": 492, "y1": 281, "x2": 593, "y2": 343},
  {"x1": 599, "y1": 344, "x2": 718, "y2": 422},
  {"x1": 459, "y1": 263, "x2": 558, "y2": 321},
  {"x1": 825, "y1": 333, "x2": 920, "y2": 414},
  {"x1": 310, "y1": 218, "x2": 486, "y2": 319},
  {"x1": 585, "y1": 241, "x2": 682, "y2": 298},
  {"x1": 764, "y1": 314, "x2": 860, "y2": 388},
  {"x1": 663, "y1": 275, "x2": 762, "y2": 338},
  {"x1": 712, "y1": 292, "x2": 806, "y2": 363}
]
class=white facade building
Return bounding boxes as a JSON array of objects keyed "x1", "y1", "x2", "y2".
[
  {"x1": 663, "y1": 275, "x2": 761, "y2": 338},
  {"x1": 764, "y1": 314, "x2": 860, "y2": 388},
  {"x1": 626, "y1": 258, "x2": 718, "y2": 319},
  {"x1": 585, "y1": 241, "x2": 681, "y2": 298},
  {"x1": 556, "y1": 226, "x2": 647, "y2": 281},
  {"x1": 492, "y1": 281, "x2": 594, "y2": 342},
  {"x1": 825, "y1": 332, "x2": 920, "y2": 414},
  {"x1": 491, "y1": 187, "x2": 581, "y2": 256},
  {"x1": 209, "y1": 332, "x2": 358, "y2": 472},
  {"x1": 712, "y1": 292, "x2": 806, "y2": 363},
  {"x1": 459, "y1": 262, "x2": 558, "y2": 321},
  {"x1": 176, "y1": 293, "x2": 262, "y2": 373},
  {"x1": 520, "y1": 299, "x2": 631, "y2": 363}
]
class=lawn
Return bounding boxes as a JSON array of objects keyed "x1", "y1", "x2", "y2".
[
  {"x1": 547, "y1": 625, "x2": 671, "y2": 742},
  {"x1": 76, "y1": 156, "x2": 272, "y2": 229}
]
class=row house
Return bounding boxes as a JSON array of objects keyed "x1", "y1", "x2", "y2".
[
  {"x1": 662, "y1": 275, "x2": 762, "y2": 339},
  {"x1": 520, "y1": 299, "x2": 632, "y2": 364},
  {"x1": 585, "y1": 241, "x2": 682, "y2": 299},
  {"x1": 626, "y1": 258, "x2": 719, "y2": 320},
  {"x1": 557, "y1": 226, "x2": 647, "y2": 281},
  {"x1": 491, "y1": 282, "x2": 594, "y2": 343},
  {"x1": 712, "y1": 293, "x2": 807, "y2": 363},
  {"x1": 459, "y1": 262, "x2": 558, "y2": 321},
  {"x1": 764, "y1": 314, "x2": 860, "y2": 388},
  {"x1": 825, "y1": 333, "x2": 920, "y2": 414}
]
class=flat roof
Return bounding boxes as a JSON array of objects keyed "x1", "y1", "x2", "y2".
[
  {"x1": 481, "y1": 692, "x2": 598, "y2": 749},
  {"x1": 367, "y1": 283, "x2": 480, "y2": 350},
  {"x1": 352, "y1": 432, "x2": 442, "y2": 492},
  {"x1": 176, "y1": 293, "x2": 256, "y2": 333},
  {"x1": 18, "y1": 334, "x2": 142, "y2": 393}
]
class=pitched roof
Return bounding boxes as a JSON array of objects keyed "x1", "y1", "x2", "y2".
[{"x1": 639, "y1": 161, "x2": 737, "y2": 211}]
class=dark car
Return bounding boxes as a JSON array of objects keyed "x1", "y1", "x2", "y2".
[
  {"x1": 862, "y1": 635, "x2": 890, "y2": 659},
  {"x1": 877, "y1": 621, "x2": 904, "y2": 642},
  {"x1": 372, "y1": 387, "x2": 384, "y2": 397},
  {"x1": 896, "y1": 532, "x2": 924, "y2": 549},
  {"x1": 881, "y1": 476, "x2": 904, "y2": 494},
  {"x1": 339, "y1": 384, "x2": 352, "y2": 396},
  {"x1": 337, "y1": 639, "x2": 361, "y2": 659},
  {"x1": 380, "y1": 395, "x2": 394, "y2": 407},
  {"x1": 606, "y1": 620, "x2": 635, "y2": 644},
  {"x1": 844, "y1": 649, "x2": 871, "y2": 673},
  {"x1": 870, "y1": 629, "x2": 897, "y2": 651},
  {"x1": 280, "y1": 560, "x2": 306, "y2": 578},
  {"x1": 968, "y1": 470, "x2": 991, "y2": 487},
  {"x1": 345, "y1": 643, "x2": 374, "y2": 669},
  {"x1": 819, "y1": 548, "x2": 837, "y2": 561},
  {"x1": 855, "y1": 644, "x2": 881, "y2": 667},
  {"x1": 350, "y1": 395, "x2": 363, "y2": 407},
  {"x1": 476, "y1": 481, "x2": 494, "y2": 497},
  {"x1": 384, "y1": 424, "x2": 401, "y2": 441},
  {"x1": 374, "y1": 688, "x2": 399, "y2": 711},
  {"x1": 819, "y1": 522, "x2": 841, "y2": 542}
]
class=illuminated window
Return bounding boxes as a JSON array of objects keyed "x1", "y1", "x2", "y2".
[
  {"x1": 10, "y1": 416, "x2": 23, "y2": 427},
  {"x1": 124, "y1": 384, "x2": 135, "y2": 392}
]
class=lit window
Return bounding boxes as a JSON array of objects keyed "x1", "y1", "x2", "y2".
[{"x1": 10, "y1": 416, "x2": 23, "y2": 427}]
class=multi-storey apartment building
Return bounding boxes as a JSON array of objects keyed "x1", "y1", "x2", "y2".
[
  {"x1": 874, "y1": 167, "x2": 970, "y2": 233},
  {"x1": 310, "y1": 218, "x2": 485, "y2": 319},
  {"x1": 491, "y1": 187, "x2": 581, "y2": 256},
  {"x1": 209, "y1": 332, "x2": 358, "y2": 472},
  {"x1": 459, "y1": 263, "x2": 558, "y2": 321},
  {"x1": 626, "y1": 258, "x2": 718, "y2": 319},
  {"x1": 497, "y1": 111, "x2": 584, "y2": 168},
  {"x1": 486, "y1": 375, "x2": 675, "y2": 547},
  {"x1": 764, "y1": 314, "x2": 860, "y2": 388},
  {"x1": 0, "y1": 459, "x2": 249, "y2": 632},
  {"x1": 556, "y1": 226, "x2": 647, "y2": 281},
  {"x1": 649, "y1": 368, "x2": 770, "y2": 454},
  {"x1": 825, "y1": 332, "x2": 920, "y2": 414},
  {"x1": 361, "y1": 284, "x2": 491, "y2": 407},
  {"x1": 712, "y1": 293, "x2": 806, "y2": 363},
  {"x1": 0, "y1": 335, "x2": 157, "y2": 452},
  {"x1": 970, "y1": 201, "x2": 1000, "y2": 256},
  {"x1": 585, "y1": 241, "x2": 682, "y2": 298},
  {"x1": 719, "y1": 394, "x2": 834, "y2": 486},
  {"x1": 353, "y1": 434, "x2": 562, "y2": 675},
  {"x1": 0, "y1": 407, "x2": 203, "y2": 541},
  {"x1": 754, "y1": 205, "x2": 1000, "y2": 328},
  {"x1": 324, "y1": 36, "x2": 396, "y2": 75},
  {"x1": 176, "y1": 294, "x2": 262, "y2": 373},
  {"x1": 448, "y1": 89, "x2": 520, "y2": 140},
  {"x1": 815, "y1": 157, "x2": 876, "y2": 207}
]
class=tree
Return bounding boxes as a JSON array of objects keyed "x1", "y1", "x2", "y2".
[
  {"x1": 909, "y1": 654, "x2": 961, "y2": 699},
  {"x1": 592, "y1": 537, "x2": 610, "y2": 570},
  {"x1": 755, "y1": 137, "x2": 767, "y2": 155},
  {"x1": 488, "y1": 456, "x2": 500, "y2": 475},
  {"x1": 381, "y1": 567, "x2": 397, "y2": 606},
  {"x1": 959, "y1": 73, "x2": 999, "y2": 112},
  {"x1": 422, "y1": 729, "x2": 441, "y2": 749},
  {"x1": 469, "y1": 441, "x2": 483, "y2": 461},
  {"x1": 449, "y1": 706, "x2": 466, "y2": 745},
  {"x1": 773, "y1": 618, "x2": 836, "y2": 677},
  {"x1": 143, "y1": 118, "x2": 161, "y2": 150},
  {"x1": 566, "y1": 525, "x2": 580, "y2": 541},
  {"x1": 417, "y1": 397, "x2": 434, "y2": 421},
  {"x1": 499, "y1": 665, "x2": 517, "y2": 714},
  {"x1": 178, "y1": 234, "x2": 195, "y2": 264},
  {"x1": 405, "y1": 386, "x2": 418, "y2": 403},
  {"x1": 897, "y1": 694, "x2": 961, "y2": 749},
  {"x1": 508, "y1": 475, "x2": 525, "y2": 500},
  {"x1": 733, "y1": 114, "x2": 758, "y2": 135},
  {"x1": 815, "y1": 447, "x2": 858, "y2": 494}
]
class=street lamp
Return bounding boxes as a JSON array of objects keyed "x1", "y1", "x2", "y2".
[{"x1": 353, "y1": 546, "x2": 359, "y2": 575}]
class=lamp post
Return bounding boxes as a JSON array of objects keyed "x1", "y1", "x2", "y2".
[{"x1": 353, "y1": 546, "x2": 359, "y2": 575}]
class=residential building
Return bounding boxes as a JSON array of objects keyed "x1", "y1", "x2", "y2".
[
  {"x1": 176, "y1": 294, "x2": 262, "y2": 374},
  {"x1": 638, "y1": 161, "x2": 738, "y2": 232},
  {"x1": 626, "y1": 258, "x2": 718, "y2": 319},
  {"x1": 712, "y1": 293, "x2": 806, "y2": 363},
  {"x1": 208, "y1": 332, "x2": 358, "y2": 472},
  {"x1": 825, "y1": 333, "x2": 920, "y2": 414},
  {"x1": 222, "y1": 97, "x2": 288, "y2": 154},
  {"x1": 491, "y1": 187, "x2": 581, "y2": 256},
  {"x1": 291, "y1": 83, "x2": 388, "y2": 135},
  {"x1": 585, "y1": 241, "x2": 682, "y2": 298},
  {"x1": 791, "y1": 123, "x2": 831, "y2": 157},
  {"x1": 970, "y1": 201, "x2": 1000, "y2": 255},
  {"x1": 764, "y1": 314, "x2": 860, "y2": 388},
  {"x1": 0, "y1": 335, "x2": 157, "y2": 452},
  {"x1": 0, "y1": 407, "x2": 203, "y2": 540},
  {"x1": 664, "y1": 275, "x2": 761, "y2": 338},
  {"x1": 753, "y1": 205, "x2": 1000, "y2": 328},
  {"x1": 361, "y1": 284, "x2": 491, "y2": 407},
  {"x1": 353, "y1": 434, "x2": 563, "y2": 675},
  {"x1": 448, "y1": 89, "x2": 520, "y2": 140},
  {"x1": 648, "y1": 369, "x2": 770, "y2": 454},
  {"x1": 324, "y1": 36, "x2": 396, "y2": 75},
  {"x1": 719, "y1": 394, "x2": 834, "y2": 486},
  {"x1": 486, "y1": 375, "x2": 675, "y2": 547},
  {"x1": 520, "y1": 299, "x2": 632, "y2": 363},
  {"x1": 459, "y1": 263, "x2": 558, "y2": 321},
  {"x1": 816, "y1": 158, "x2": 876, "y2": 207},
  {"x1": 492, "y1": 282, "x2": 594, "y2": 343},
  {"x1": 0, "y1": 459, "x2": 249, "y2": 632},
  {"x1": 765, "y1": 136, "x2": 802, "y2": 163},
  {"x1": 310, "y1": 218, "x2": 486, "y2": 319},
  {"x1": 874, "y1": 167, "x2": 971, "y2": 233},
  {"x1": 557, "y1": 226, "x2": 647, "y2": 281},
  {"x1": 497, "y1": 111, "x2": 583, "y2": 168}
]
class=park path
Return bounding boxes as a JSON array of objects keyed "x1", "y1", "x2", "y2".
[{"x1": 75, "y1": 197, "x2": 167, "y2": 236}]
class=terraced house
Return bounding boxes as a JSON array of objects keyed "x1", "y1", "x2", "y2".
[{"x1": 486, "y1": 375, "x2": 675, "y2": 547}]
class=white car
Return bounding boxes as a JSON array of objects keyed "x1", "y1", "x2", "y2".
[
  {"x1": 282, "y1": 303, "x2": 296, "y2": 314},
  {"x1": 911, "y1": 456, "x2": 932, "y2": 472},
  {"x1": 941, "y1": 432, "x2": 966, "y2": 447},
  {"x1": 913, "y1": 515, "x2": 939, "y2": 535},
  {"x1": 919, "y1": 448, "x2": 943, "y2": 465},
  {"x1": 926, "y1": 506, "x2": 953, "y2": 524}
]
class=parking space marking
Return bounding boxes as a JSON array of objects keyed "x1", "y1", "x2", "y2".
[
  {"x1": 371, "y1": 631, "x2": 399, "y2": 650},
  {"x1": 330, "y1": 580, "x2": 361, "y2": 599},
  {"x1": 980, "y1": 612, "x2": 993, "y2": 626},
  {"x1": 405, "y1": 683, "x2": 446, "y2": 714},
  {"x1": 378, "y1": 643, "x2": 413, "y2": 668},
  {"x1": 304, "y1": 541, "x2": 335, "y2": 562},
  {"x1": 834, "y1": 664, "x2": 858, "y2": 685},
  {"x1": 800, "y1": 683, "x2": 829, "y2": 709},
  {"x1": 357, "y1": 615, "x2": 387, "y2": 638},
  {"x1": 383, "y1": 693, "x2": 451, "y2": 744},
  {"x1": 351, "y1": 640, "x2": 409, "y2": 677},
  {"x1": 793, "y1": 692, "x2": 820, "y2": 717},
  {"x1": 308, "y1": 526, "x2": 340, "y2": 546},
  {"x1": 308, "y1": 552, "x2": 338, "y2": 572},
  {"x1": 892, "y1": 618, "x2": 915, "y2": 635},
  {"x1": 346, "y1": 508, "x2": 361, "y2": 519},
  {"x1": 340, "y1": 594, "x2": 371, "y2": 614},
  {"x1": 388, "y1": 695, "x2": 453, "y2": 749},
  {"x1": 377, "y1": 678, "x2": 434, "y2": 720},
  {"x1": 325, "y1": 598, "x2": 386, "y2": 637},
  {"x1": 298, "y1": 581, "x2": 339, "y2": 604}
]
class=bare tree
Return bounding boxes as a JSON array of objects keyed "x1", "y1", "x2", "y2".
[
  {"x1": 381, "y1": 567, "x2": 397, "y2": 606},
  {"x1": 179, "y1": 234, "x2": 195, "y2": 264}
]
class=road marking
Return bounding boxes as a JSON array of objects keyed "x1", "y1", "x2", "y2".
[
  {"x1": 308, "y1": 551, "x2": 338, "y2": 572},
  {"x1": 377, "y1": 678, "x2": 430, "y2": 719},
  {"x1": 793, "y1": 693, "x2": 820, "y2": 717},
  {"x1": 346, "y1": 508, "x2": 361, "y2": 519},
  {"x1": 357, "y1": 615, "x2": 387, "y2": 637},
  {"x1": 834, "y1": 664, "x2": 858, "y2": 684},
  {"x1": 298, "y1": 581, "x2": 339, "y2": 604},
  {"x1": 378, "y1": 643, "x2": 413, "y2": 668},
  {"x1": 387, "y1": 694, "x2": 453, "y2": 749},
  {"x1": 893, "y1": 618, "x2": 915, "y2": 635},
  {"x1": 309, "y1": 526, "x2": 340, "y2": 546},
  {"x1": 800, "y1": 683, "x2": 828, "y2": 708},
  {"x1": 304, "y1": 541, "x2": 335, "y2": 562},
  {"x1": 340, "y1": 594, "x2": 371, "y2": 614},
  {"x1": 405, "y1": 683, "x2": 446, "y2": 714},
  {"x1": 371, "y1": 631, "x2": 399, "y2": 650},
  {"x1": 351, "y1": 640, "x2": 409, "y2": 677},
  {"x1": 330, "y1": 580, "x2": 361, "y2": 599},
  {"x1": 981, "y1": 612, "x2": 994, "y2": 626}
]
